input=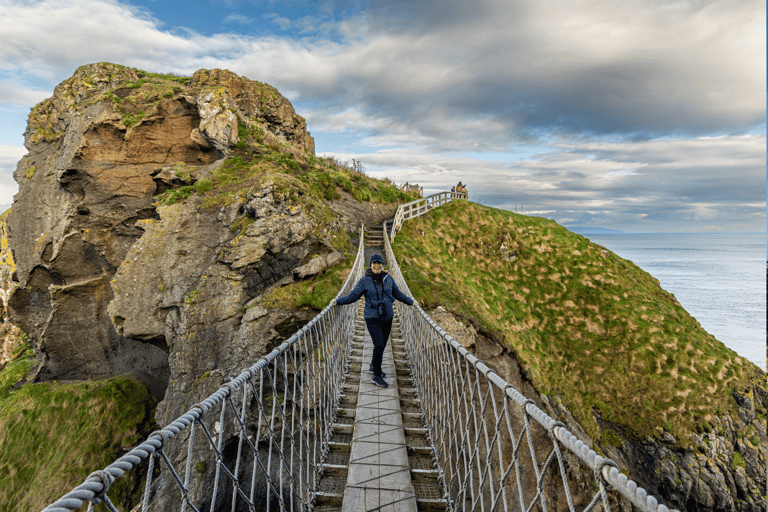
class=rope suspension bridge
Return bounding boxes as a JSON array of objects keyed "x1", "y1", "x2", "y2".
[{"x1": 43, "y1": 191, "x2": 679, "y2": 512}]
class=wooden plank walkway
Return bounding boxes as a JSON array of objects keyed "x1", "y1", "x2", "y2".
[{"x1": 341, "y1": 320, "x2": 419, "y2": 512}]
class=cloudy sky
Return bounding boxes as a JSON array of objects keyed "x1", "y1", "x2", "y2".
[{"x1": 0, "y1": 0, "x2": 765, "y2": 232}]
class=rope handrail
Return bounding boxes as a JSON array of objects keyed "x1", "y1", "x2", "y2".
[
  {"x1": 42, "y1": 225, "x2": 369, "y2": 512},
  {"x1": 41, "y1": 188, "x2": 682, "y2": 512},
  {"x1": 389, "y1": 190, "x2": 467, "y2": 242},
  {"x1": 383, "y1": 231, "x2": 680, "y2": 512}
]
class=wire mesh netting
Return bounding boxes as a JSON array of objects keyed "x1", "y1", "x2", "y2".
[
  {"x1": 42, "y1": 227, "x2": 368, "y2": 512},
  {"x1": 42, "y1": 204, "x2": 682, "y2": 512},
  {"x1": 383, "y1": 229, "x2": 680, "y2": 512}
]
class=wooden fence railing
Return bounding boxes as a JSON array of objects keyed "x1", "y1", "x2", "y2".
[{"x1": 389, "y1": 190, "x2": 468, "y2": 242}]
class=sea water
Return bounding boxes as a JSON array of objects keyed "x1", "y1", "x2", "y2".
[{"x1": 579, "y1": 232, "x2": 765, "y2": 371}]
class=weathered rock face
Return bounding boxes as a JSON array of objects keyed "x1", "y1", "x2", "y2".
[
  {"x1": 326, "y1": 190, "x2": 404, "y2": 233},
  {"x1": 544, "y1": 387, "x2": 767, "y2": 512},
  {"x1": 105, "y1": 179, "x2": 338, "y2": 413},
  {"x1": 193, "y1": 68, "x2": 315, "y2": 154},
  {"x1": 434, "y1": 307, "x2": 767, "y2": 512},
  {"x1": 6, "y1": 63, "x2": 320, "y2": 397}
]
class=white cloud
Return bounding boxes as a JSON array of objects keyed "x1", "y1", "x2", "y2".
[
  {"x1": 2, "y1": 0, "x2": 763, "y2": 141},
  {"x1": 0, "y1": 0, "x2": 763, "y2": 231},
  {"x1": 0, "y1": 80, "x2": 49, "y2": 106},
  {"x1": 0, "y1": 144, "x2": 25, "y2": 206},
  {"x1": 263, "y1": 13, "x2": 291, "y2": 30},
  {"x1": 0, "y1": 144, "x2": 26, "y2": 170},
  {"x1": 0, "y1": 0, "x2": 249, "y2": 79},
  {"x1": 323, "y1": 134, "x2": 765, "y2": 231},
  {"x1": 225, "y1": 14, "x2": 254, "y2": 24}
]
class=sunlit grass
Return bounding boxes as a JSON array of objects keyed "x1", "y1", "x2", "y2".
[{"x1": 392, "y1": 200, "x2": 765, "y2": 446}]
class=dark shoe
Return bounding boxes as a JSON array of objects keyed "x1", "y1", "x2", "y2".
[
  {"x1": 371, "y1": 375, "x2": 389, "y2": 388},
  {"x1": 368, "y1": 365, "x2": 386, "y2": 378}
]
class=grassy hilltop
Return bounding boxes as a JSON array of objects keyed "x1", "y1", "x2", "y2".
[{"x1": 390, "y1": 200, "x2": 764, "y2": 446}]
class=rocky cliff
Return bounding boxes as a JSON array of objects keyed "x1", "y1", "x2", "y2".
[
  {"x1": 4, "y1": 63, "x2": 417, "y2": 510},
  {"x1": 6, "y1": 63, "x2": 403, "y2": 402}
]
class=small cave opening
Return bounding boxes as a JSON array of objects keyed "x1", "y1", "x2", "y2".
[
  {"x1": 114, "y1": 315, "x2": 125, "y2": 336},
  {"x1": 111, "y1": 87, "x2": 135, "y2": 100},
  {"x1": 126, "y1": 333, "x2": 171, "y2": 400},
  {"x1": 272, "y1": 313, "x2": 316, "y2": 349},
  {"x1": 138, "y1": 334, "x2": 170, "y2": 353}
]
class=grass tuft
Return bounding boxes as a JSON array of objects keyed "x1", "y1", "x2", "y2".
[{"x1": 263, "y1": 254, "x2": 353, "y2": 311}]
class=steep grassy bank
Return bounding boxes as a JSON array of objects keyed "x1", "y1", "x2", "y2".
[
  {"x1": 391, "y1": 200, "x2": 764, "y2": 446},
  {"x1": 0, "y1": 345, "x2": 157, "y2": 512},
  {"x1": 158, "y1": 153, "x2": 414, "y2": 212}
]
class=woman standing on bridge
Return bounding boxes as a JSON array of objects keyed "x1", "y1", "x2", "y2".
[{"x1": 331, "y1": 254, "x2": 418, "y2": 388}]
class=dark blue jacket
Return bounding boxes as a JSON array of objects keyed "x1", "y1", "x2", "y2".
[{"x1": 336, "y1": 270, "x2": 413, "y2": 320}]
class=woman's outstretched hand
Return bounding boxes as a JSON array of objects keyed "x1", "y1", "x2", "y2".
[
  {"x1": 412, "y1": 300, "x2": 419, "y2": 308},
  {"x1": 330, "y1": 299, "x2": 337, "y2": 307}
]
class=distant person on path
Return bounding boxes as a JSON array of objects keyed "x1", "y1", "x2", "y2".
[{"x1": 331, "y1": 254, "x2": 418, "y2": 388}]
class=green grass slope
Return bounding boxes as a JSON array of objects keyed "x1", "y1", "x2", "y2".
[
  {"x1": 392, "y1": 200, "x2": 764, "y2": 446},
  {"x1": 0, "y1": 345, "x2": 157, "y2": 512}
]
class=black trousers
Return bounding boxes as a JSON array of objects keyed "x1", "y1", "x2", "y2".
[{"x1": 365, "y1": 317, "x2": 393, "y2": 377}]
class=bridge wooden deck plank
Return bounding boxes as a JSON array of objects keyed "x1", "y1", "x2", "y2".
[{"x1": 342, "y1": 323, "x2": 417, "y2": 512}]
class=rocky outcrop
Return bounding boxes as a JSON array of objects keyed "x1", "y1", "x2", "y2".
[
  {"x1": 294, "y1": 251, "x2": 346, "y2": 279},
  {"x1": 7, "y1": 62, "x2": 406, "y2": 510},
  {"x1": 6, "y1": 63, "x2": 318, "y2": 397},
  {"x1": 193, "y1": 68, "x2": 315, "y2": 154},
  {"x1": 106, "y1": 178, "x2": 343, "y2": 414},
  {"x1": 543, "y1": 385, "x2": 767, "y2": 512},
  {"x1": 433, "y1": 307, "x2": 767, "y2": 512}
]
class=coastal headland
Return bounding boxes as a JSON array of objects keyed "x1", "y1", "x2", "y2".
[{"x1": 0, "y1": 63, "x2": 763, "y2": 512}]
